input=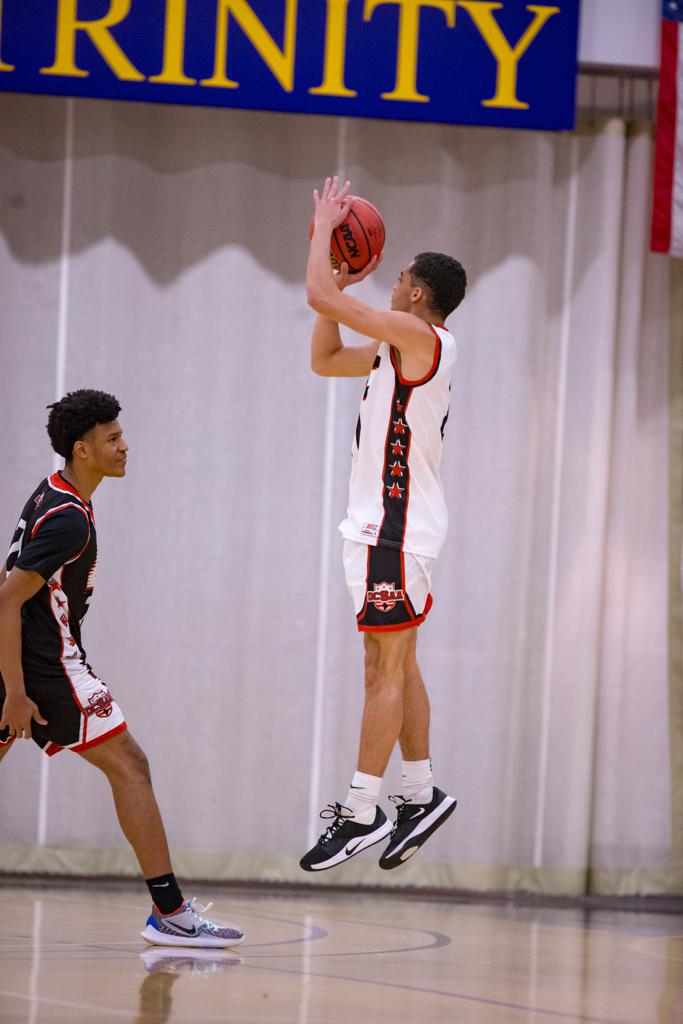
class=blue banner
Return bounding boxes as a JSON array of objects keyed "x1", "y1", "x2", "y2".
[{"x1": 0, "y1": 1, "x2": 580, "y2": 130}]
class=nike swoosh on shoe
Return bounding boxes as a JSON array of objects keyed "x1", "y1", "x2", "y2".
[
  {"x1": 344, "y1": 839, "x2": 366, "y2": 855},
  {"x1": 164, "y1": 922, "x2": 199, "y2": 936}
]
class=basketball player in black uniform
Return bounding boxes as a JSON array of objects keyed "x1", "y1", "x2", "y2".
[{"x1": 0, "y1": 390, "x2": 243, "y2": 948}]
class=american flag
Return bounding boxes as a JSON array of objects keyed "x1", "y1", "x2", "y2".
[{"x1": 652, "y1": 0, "x2": 683, "y2": 256}]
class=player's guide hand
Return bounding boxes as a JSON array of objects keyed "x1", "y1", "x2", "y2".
[
  {"x1": 0, "y1": 693, "x2": 47, "y2": 739},
  {"x1": 334, "y1": 254, "x2": 383, "y2": 291}
]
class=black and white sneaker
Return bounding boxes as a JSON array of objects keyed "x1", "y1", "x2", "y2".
[
  {"x1": 378, "y1": 788, "x2": 457, "y2": 870},
  {"x1": 300, "y1": 803, "x2": 393, "y2": 872}
]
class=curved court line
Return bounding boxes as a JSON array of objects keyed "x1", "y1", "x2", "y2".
[
  {"x1": 243, "y1": 917, "x2": 451, "y2": 959},
  {"x1": 241, "y1": 962, "x2": 644, "y2": 1024},
  {"x1": 232, "y1": 911, "x2": 328, "y2": 949}
]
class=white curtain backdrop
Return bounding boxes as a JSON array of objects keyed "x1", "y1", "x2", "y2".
[{"x1": 0, "y1": 93, "x2": 678, "y2": 895}]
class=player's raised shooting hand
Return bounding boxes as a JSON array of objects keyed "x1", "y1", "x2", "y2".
[
  {"x1": 313, "y1": 175, "x2": 353, "y2": 232},
  {"x1": 0, "y1": 693, "x2": 47, "y2": 740}
]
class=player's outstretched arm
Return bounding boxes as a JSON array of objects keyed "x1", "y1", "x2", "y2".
[
  {"x1": 0, "y1": 568, "x2": 48, "y2": 739},
  {"x1": 307, "y1": 177, "x2": 433, "y2": 359}
]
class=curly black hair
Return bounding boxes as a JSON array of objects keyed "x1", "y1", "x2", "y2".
[
  {"x1": 411, "y1": 252, "x2": 467, "y2": 321},
  {"x1": 46, "y1": 389, "x2": 121, "y2": 461}
]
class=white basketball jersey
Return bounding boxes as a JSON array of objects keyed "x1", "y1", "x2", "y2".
[{"x1": 339, "y1": 325, "x2": 456, "y2": 559}]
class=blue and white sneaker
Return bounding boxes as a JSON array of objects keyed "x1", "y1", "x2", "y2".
[{"x1": 140, "y1": 898, "x2": 245, "y2": 948}]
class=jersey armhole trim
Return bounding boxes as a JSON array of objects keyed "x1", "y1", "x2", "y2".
[{"x1": 390, "y1": 326, "x2": 442, "y2": 387}]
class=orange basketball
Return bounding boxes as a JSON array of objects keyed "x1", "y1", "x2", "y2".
[{"x1": 310, "y1": 196, "x2": 385, "y2": 274}]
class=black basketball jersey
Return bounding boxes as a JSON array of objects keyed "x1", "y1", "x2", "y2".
[{"x1": 3, "y1": 472, "x2": 97, "y2": 679}]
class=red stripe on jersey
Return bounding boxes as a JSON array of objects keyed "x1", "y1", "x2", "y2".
[
  {"x1": 390, "y1": 327, "x2": 442, "y2": 387},
  {"x1": 398, "y1": 392, "x2": 415, "y2": 552},
  {"x1": 376, "y1": 383, "x2": 403, "y2": 542},
  {"x1": 48, "y1": 569, "x2": 86, "y2": 717}
]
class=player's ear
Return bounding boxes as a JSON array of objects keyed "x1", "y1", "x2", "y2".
[{"x1": 72, "y1": 439, "x2": 88, "y2": 462}]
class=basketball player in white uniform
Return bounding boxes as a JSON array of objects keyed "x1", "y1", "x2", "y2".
[{"x1": 301, "y1": 177, "x2": 467, "y2": 872}]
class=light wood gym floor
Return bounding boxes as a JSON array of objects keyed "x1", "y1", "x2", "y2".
[{"x1": 0, "y1": 884, "x2": 681, "y2": 1023}]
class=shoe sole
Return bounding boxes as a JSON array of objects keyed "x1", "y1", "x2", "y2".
[
  {"x1": 379, "y1": 797, "x2": 457, "y2": 870},
  {"x1": 301, "y1": 818, "x2": 394, "y2": 871},
  {"x1": 140, "y1": 926, "x2": 245, "y2": 948}
]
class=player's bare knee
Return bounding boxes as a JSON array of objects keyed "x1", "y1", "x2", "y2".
[
  {"x1": 364, "y1": 663, "x2": 405, "y2": 701},
  {"x1": 98, "y1": 734, "x2": 152, "y2": 785},
  {"x1": 123, "y1": 740, "x2": 152, "y2": 784}
]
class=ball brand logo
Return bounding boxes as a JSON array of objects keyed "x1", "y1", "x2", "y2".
[
  {"x1": 340, "y1": 222, "x2": 360, "y2": 260},
  {"x1": 85, "y1": 690, "x2": 114, "y2": 719},
  {"x1": 368, "y1": 582, "x2": 405, "y2": 613}
]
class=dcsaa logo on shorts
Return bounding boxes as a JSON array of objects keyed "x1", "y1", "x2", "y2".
[
  {"x1": 85, "y1": 690, "x2": 114, "y2": 719},
  {"x1": 368, "y1": 582, "x2": 405, "y2": 613}
]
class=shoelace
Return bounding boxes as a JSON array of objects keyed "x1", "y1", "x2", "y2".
[
  {"x1": 318, "y1": 802, "x2": 355, "y2": 843},
  {"x1": 388, "y1": 794, "x2": 413, "y2": 836},
  {"x1": 184, "y1": 898, "x2": 221, "y2": 933}
]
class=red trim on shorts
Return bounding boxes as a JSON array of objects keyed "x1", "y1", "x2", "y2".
[
  {"x1": 400, "y1": 550, "x2": 416, "y2": 621},
  {"x1": 46, "y1": 720, "x2": 127, "y2": 756},
  {"x1": 356, "y1": 544, "x2": 373, "y2": 623},
  {"x1": 358, "y1": 593, "x2": 433, "y2": 632},
  {"x1": 0, "y1": 735, "x2": 16, "y2": 747}
]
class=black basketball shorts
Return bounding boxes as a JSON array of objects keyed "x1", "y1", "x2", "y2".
[
  {"x1": 343, "y1": 540, "x2": 435, "y2": 632},
  {"x1": 0, "y1": 659, "x2": 126, "y2": 755}
]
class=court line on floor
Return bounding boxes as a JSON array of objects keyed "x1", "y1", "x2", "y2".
[
  {"x1": 0, "y1": 990, "x2": 133, "y2": 1019},
  {"x1": 243, "y1": 920, "x2": 451, "y2": 959},
  {"x1": 240, "y1": 961, "x2": 642, "y2": 1024}
]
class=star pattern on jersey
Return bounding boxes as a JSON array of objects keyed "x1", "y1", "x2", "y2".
[
  {"x1": 390, "y1": 461, "x2": 405, "y2": 478},
  {"x1": 388, "y1": 481, "x2": 405, "y2": 499},
  {"x1": 396, "y1": 400, "x2": 404, "y2": 412},
  {"x1": 55, "y1": 595, "x2": 67, "y2": 610},
  {"x1": 392, "y1": 419, "x2": 407, "y2": 435},
  {"x1": 390, "y1": 439, "x2": 405, "y2": 456}
]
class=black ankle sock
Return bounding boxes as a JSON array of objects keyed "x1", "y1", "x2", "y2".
[{"x1": 146, "y1": 873, "x2": 184, "y2": 915}]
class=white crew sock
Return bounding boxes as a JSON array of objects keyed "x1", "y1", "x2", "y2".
[
  {"x1": 401, "y1": 759, "x2": 433, "y2": 804},
  {"x1": 344, "y1": 771, "x2": 382, "y2": 824}
]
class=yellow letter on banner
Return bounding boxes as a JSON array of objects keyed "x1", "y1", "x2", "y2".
[
  {"x1": 149, "y1": 0, "x2": 196, "y2": 85},
  {"x1": 0, "y1": 0, "x2": 15, "y2": 71},
  {"x1": 309, "y1": 0, "x2": 356, "y2": 97},
  {"x1": 363, "y1": 0, "x2": 456, "y2": 103},
  {"x1": 40, "y1": 0, "x2": 144, "y2": 80},
  {"x1": 457, "y1": 2, "x2": 559, "y2": 109},
  {"x1": 201, "y1": 0, "x2": 297, "y2": 91}
]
